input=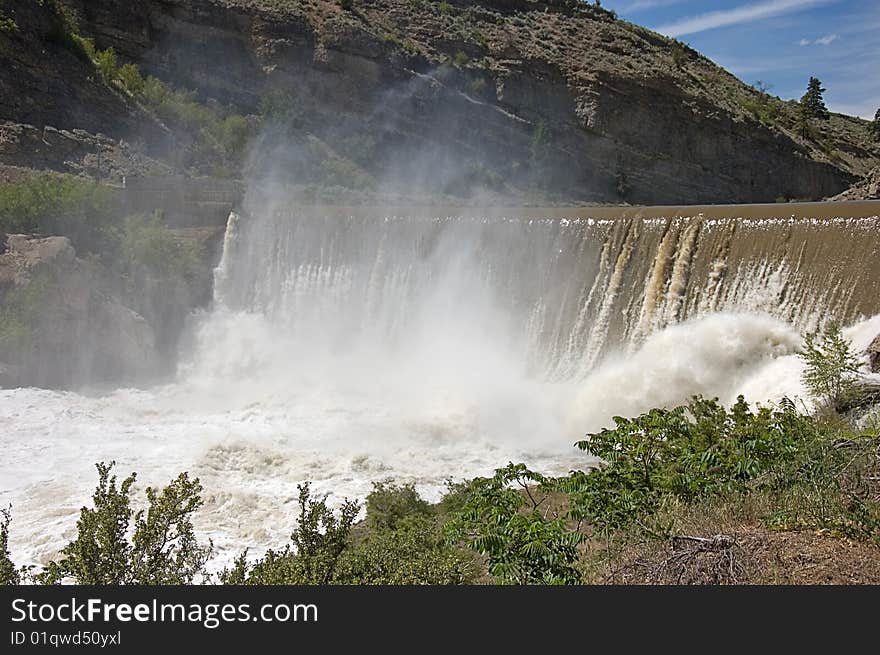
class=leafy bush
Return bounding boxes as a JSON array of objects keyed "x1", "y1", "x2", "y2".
[
  {"x1": 365, "y1": 481, "x2": 432, "y2": 531},
  {"x1": 222, "y1": 483, "x2": 359, "y2": 585},
  {"x1": 39, "y1": 462, "x2": 211, "y2": 584},
  {"x1": 0, "y1": 172, "x2": 116, "y2": 250},
  {"x1": 138, "y1": 76, "x2": 253, "y2": 161},
  {"x1": 117, "y1": 63, "x2": 145, "y2": 95},
  {"x1": 335, "y1": 516, "x2": 478, "y2": 584},
  {"x1": 0, "y1": 8, "x2": 16, "y2": 33},
  {"x1": 114, "y1": 212, "x2": 199, "y2": 280},
  {"x1": 800, "y1": 321, "x2": 860, "y2": 410},
  {"x1": 1, "y1": 506, "x2": 21, "y2": 585},
  {"x1": 95, "y1": 47, "x2": 118, "y2": 82},
  {"x1": 0, "y1": 272, "x2": 50, "y2": 352},
  {"x1": 563, "y1": 397, "x2": 826, "y2": 532},
  {"x1": 444, "y1": 464, "x2": 584, "y2": 584}
]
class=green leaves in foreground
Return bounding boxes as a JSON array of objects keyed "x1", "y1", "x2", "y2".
[
  {"x1": 38, "y1": 462, "x2": 212, "y2": 585},
  {"x1": 444, "y1": 464, "x2": 584, "y2": 585},
  {"x1": 564, "y1": 396, "x2": 822, "y2": 533}
]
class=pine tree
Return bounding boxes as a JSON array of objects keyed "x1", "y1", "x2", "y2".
[{"x1": 799, "y1": 77, "x2": 830, "y2": 121}]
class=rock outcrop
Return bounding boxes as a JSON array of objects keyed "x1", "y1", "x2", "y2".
[
  {"x1": 0, "y1": 233, "x2": 157, "y2": 388},
  {"x1": 831, "y1": 167, "x2": 880, "y2": 202}
]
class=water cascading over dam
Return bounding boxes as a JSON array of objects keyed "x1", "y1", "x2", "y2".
[
  {"x1": 3, "y1": 200, "x2": 880, "y2": 567},
  {"x1": 203, "y1": 201, "x2": 880, "y2": 383}
]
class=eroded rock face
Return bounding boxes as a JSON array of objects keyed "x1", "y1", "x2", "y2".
[
  {"x1": 0, "y1": 234, "x2": 157, "y2": 388},
  {"x1": 3, "y1": 0, "x2": 873, "y2": 204},
  {"x1": 831, "y1": 167, "x2": 880, "y2": 202}
]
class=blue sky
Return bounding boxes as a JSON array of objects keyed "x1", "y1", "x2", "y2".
[{"x1": 597, "y1": 0, "x2": 879, "y2": 119}]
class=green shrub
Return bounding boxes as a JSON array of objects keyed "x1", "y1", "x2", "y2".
[
  {"x1": 0, "y1": 172, "x2": 116, "y2": 250},
  {"x1": 335, "y1": 516, "x2": 478, "y2": 584},
  {"x1": 95, "y1": 47, "x2": 118, "y2": 82},
  {"x1": 38, "y1": 462, "x2": 211, "y2": 585},
  {"x1": 0, "y1": 272, "x2": 50, "y2": 353},
  {"x1": 222, "y1": 483, "x2": 359, "y2": 585},
  {"x1": 365, "y1": 481, "x2": 432, "y2": 531},
  {"x1": 444, "y1": 464, "x2": 584, "y2": 585},
  {"x1": 117, "y1": 63, "x2": 145, "y2": 95},
  {"x1": 800, "y1": 321, "x2": 860, "y2": 410},
  {"x1": 112, "y1": 212, "x2": 200, "y2": 292},
  {"x1": 0, "y1": 506, "x2": 21, "y2": 585},
  {"x1": 563, "y1": 396, "x2": 826, "y2": 532},
  {"x1": 0, "y1": 9, "x2": 16, "y2": 33}
]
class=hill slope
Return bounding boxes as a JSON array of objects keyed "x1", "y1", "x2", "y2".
[{"x1": 2, "y1": 0, "x2": 878, "y2": 203}]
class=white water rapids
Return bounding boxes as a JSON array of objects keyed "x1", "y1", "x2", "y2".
[{"x1": 2, "y1": 208, "x2": 879, "y2": 569}]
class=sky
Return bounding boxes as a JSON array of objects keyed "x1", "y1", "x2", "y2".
[{"x1": 597, "y1": 0, "x2": 880, "y2": 119}]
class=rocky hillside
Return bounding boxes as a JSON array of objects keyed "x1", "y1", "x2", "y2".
[{"x1": 1, "y1": 0, "x2": 878, "y2": 204}]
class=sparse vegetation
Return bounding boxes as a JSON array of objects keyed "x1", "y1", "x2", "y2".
[{"x1": 872, "y1": 108, "x2": 880, "y2": 142}]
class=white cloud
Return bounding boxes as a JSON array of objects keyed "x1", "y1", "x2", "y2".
[
  {"x1": 654, "y1": 0, "x2": 835, "y2": 37},
  {"x1": 814, "y1": 33, "x2": 838, "y2": 45},
  {"x1": 797, "y1": 33, "x2": 839, "y2": 46}
]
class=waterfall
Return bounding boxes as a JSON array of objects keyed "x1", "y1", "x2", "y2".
[{"x1": 198, "y1": 205, "x2": 880, "y2": 386}]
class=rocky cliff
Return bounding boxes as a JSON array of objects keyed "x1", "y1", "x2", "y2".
[
  {"x1": 0, "y1": 233, "x2": 156, "y2": 388},
  {"x1": 2, "y1": 0, "x2": 878, "y2": 203}
]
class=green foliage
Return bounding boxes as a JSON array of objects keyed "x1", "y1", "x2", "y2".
[
  {"x1": 0, "y1": 172, "x2": 116, "y2": 250},
  {"x1": 334, "y1": 516, "x2": 478, "y2": 584},
  {"x1": 129, "y1": 473, "x2": 212, "y2": 584},
  {"x1": 39, "y1": 462, "x2": 211, "y2": 584},
  {"x1": 338, "y1": 0, "x2": 354, "y2": 9},
  {"x1": 0, "y1": 6, "x2": 16, "y2": 33},
  {"x1": 453, "y1": 50, "x2": 469, "y2": 67},
  {"x1": 95, "y1": 47, "x2": 118, "y2": 82},
  {"x1": 444, "y1": 464, "x2": 584, "y2": 584},
  {"x1": 799, "y1": 76, "x2": 830, "y2": 122},
  {"x1": 872, "y1": 108, "x2": 880, "y2": 141},
  {"x1": 1, "y1": 506, "x2": 21, "y2": 585},
  {"x1": 117, "y1": 63, "x2": 145, "y2": 95},
  {"x1": 223, "y1": 483, "x2": 359, "y2": 584},
  {"x1": 437, "y1": 2, "x2": 454, "y2": 15},
  {"x1": 0, "y1": 273, "x2": 50, "y2": 352},
  {"x1": 565, "y1": 397, "x2": 826, "y2": 532},
  {"x1": 365, "y1": 481, "x2": 432, "y2": 531},
  {"x1": 138, "y1": 76, "x2": 253, "y2": 161},
  {"x1": 800, "y1": 321, "x2": 861, "y2": 410},
  {"x1": 115, "y1": 212, "x2": 198, "y2": 279}
]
